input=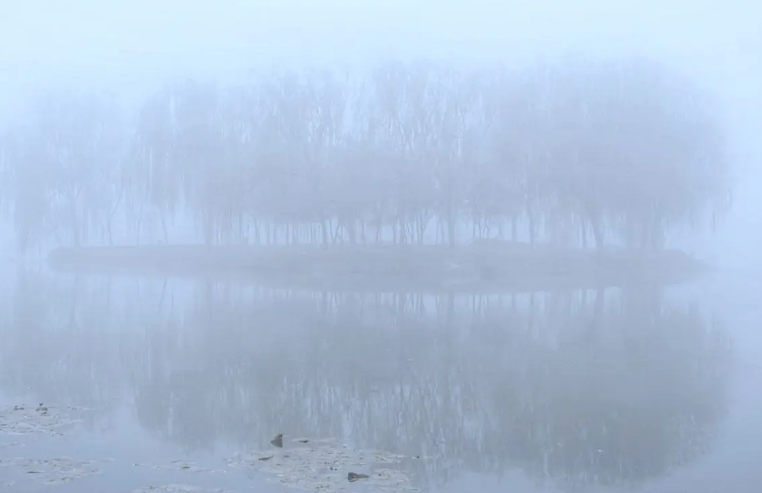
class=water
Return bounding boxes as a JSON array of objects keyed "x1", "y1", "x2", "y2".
[{"x1": 0, "y1": 266, "x2": 759, "y2": 493}]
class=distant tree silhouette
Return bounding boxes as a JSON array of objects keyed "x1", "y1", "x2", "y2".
[{"x1": 1, "y1": 58, "x2": 732, "y2": 251}]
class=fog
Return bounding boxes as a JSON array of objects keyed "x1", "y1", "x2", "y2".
[
  {"x1": 1, "y1": 1, "x2": 761, "y2": 259},
  {"x1": 1, "y1": 1, "x2": 761, "y2": 492}
]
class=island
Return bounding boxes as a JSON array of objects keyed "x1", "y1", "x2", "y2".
[{"x1": 47, "y1": 243, "x2": 706, "y2": 293}]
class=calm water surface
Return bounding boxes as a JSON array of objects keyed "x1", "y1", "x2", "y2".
[{"x1": 0, "y1": 266, "x2": 759, "y2": 493}]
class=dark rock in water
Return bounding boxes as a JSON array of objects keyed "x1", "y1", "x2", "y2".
[
  {"x1": 226, "y1": 441, "x2": 412, "y2": 491},
  {"x1": 348, "y1": 472, "x2": 369, "y2": 482},
  {"x1": 270, "y1": 433, "x2": 283, "y2": 448}
]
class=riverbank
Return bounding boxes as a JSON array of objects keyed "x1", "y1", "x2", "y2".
[{"x1": 46, "y1": 244, "x2": 707, "y2": 292}]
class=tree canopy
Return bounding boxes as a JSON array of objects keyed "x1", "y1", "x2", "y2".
[{"x1": 0, "y1": 58, "x2": 732, "y2": 252}]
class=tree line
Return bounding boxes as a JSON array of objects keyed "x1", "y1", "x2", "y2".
[{"x1": 0, "y1": 57, "x2": 733, "y2": 252}]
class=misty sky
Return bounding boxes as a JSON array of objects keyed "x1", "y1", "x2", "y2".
[
  {"x1": 2, "y1": 1, "x2": 759, "y2": 95},
  {"x1": 1, "y1": 0, "x2": 761, "y2": 263}
]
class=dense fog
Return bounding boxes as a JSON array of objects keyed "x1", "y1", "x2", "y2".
[
  {"x1": 0, "y1": 59, "x2": 732, "y2": 252},
  {"x1": 1, "y1": 1, "x2": 758, "y2": 259},
  {"x1": 1, "y1": 271, "x2": 733, "y2": 491},
  {"x1": 2, "y1": 3, "x2": 762, "y2": 492}
]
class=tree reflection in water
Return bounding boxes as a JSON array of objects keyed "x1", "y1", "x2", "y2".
[{"x1": 0, "y1": 269, "x2": 733, "y2": 491}]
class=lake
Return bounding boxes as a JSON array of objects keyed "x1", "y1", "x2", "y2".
[{"x1": 0, "y1": 265, "x2": 760, "y2": 493}]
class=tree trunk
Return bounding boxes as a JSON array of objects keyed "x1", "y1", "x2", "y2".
[
  {"x1": 320, "y1": 219, "x2": 329, "y2": 247},
  {"x1": 416, "y1": 214, "x2": 429, "y2": 245},
  {"x1": 526, "y1": 209, "x2": 536, "y2": 248},
  {"x1": 590, "y1": 217, "x2": 604, "y2": 250},
  {"x1": 446, "y1": 213, "x2": 456, "y2": 247}
]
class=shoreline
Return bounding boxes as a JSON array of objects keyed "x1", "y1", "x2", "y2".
[{"x1": 46, "y1": 244, "x2": 708, "y2": 293}]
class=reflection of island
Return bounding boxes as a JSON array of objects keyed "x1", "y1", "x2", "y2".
[{"x1": 0, "y1": 270, "x2": 733, "y2": 491}]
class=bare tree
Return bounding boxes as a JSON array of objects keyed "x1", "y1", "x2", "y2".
[{"x1": 3, "y1": 57, "x2": 732, "y2": 253}]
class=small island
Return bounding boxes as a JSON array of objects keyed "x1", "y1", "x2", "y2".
[
  {"x1": 7, "y1": 58, "x2": 728, "y2": 293},
  {"x1": 47, "y1": 242, "x2": 706, "y2": 293}
]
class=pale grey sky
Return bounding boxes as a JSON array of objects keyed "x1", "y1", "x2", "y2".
[
  {"x1": 4, "y1": 1, "x2": 757, "y2": 165},
  {"x1": 1, "y1": 1, "x2": 759, "y2": 92}
]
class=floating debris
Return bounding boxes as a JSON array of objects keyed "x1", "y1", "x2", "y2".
[
  {"x1": 227, "y1": 438, "x2": 416, "y2": 492},
  {"x1": 0, "y1": 456, "x2": 111, "y2": 485},
  {"x1": 0, "y1": 405, "x2": 83, "y2": 436},
  {"x1": 132, "y1": 460, "x2": 225, "y2": 474},
  {"x1": 270, "y1": 433, "x2": 284, "y2": 448},
  {"x1": 133, "y1": 485, "x2": 236, "y2": 493},
  {"x1": 294, "y1": 438, "x2": 310, "y2": 444},
  {"x1": 347, "y1": 472, "x2": 369, "y2": 482}
]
